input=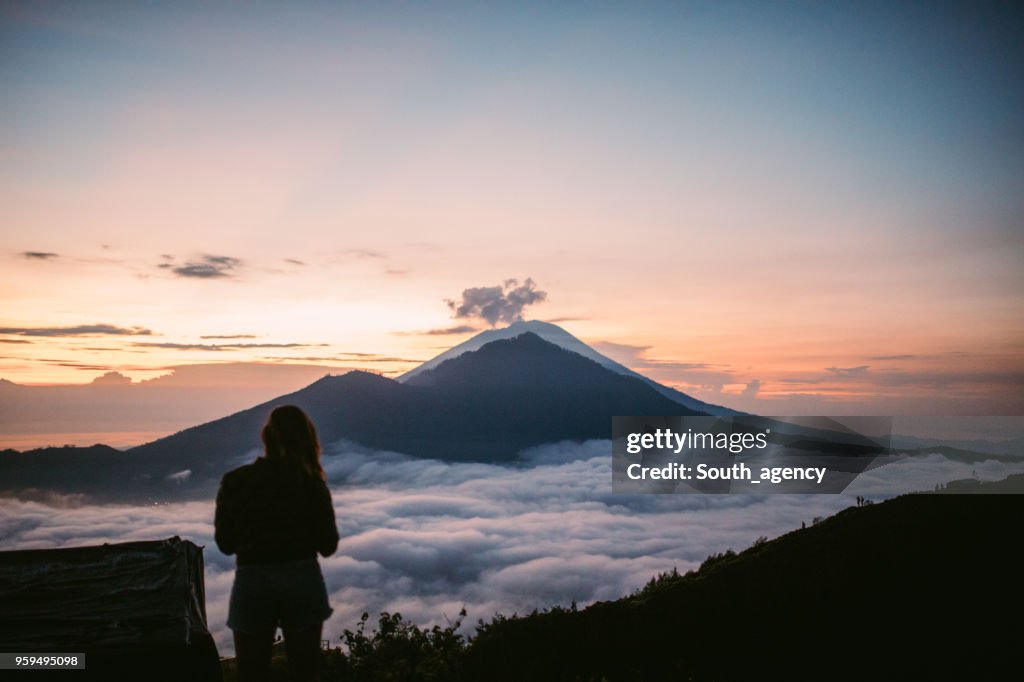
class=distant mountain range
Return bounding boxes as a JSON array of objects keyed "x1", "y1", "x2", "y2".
[
  {"x1": 3, "y1": 323, "x2": 1017, "y2": 503},
  {"x1": 1, "y1": 328, "x2": 713, "y2": 501}
]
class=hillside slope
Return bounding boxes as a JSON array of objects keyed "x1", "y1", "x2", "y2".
[{"x1": 463, "y1": 479, "x2": 1024, "y2": 680}]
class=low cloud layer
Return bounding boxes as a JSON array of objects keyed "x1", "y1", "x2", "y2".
[
  {"x1": 2, "y1": 443, "x2": 1021, "y2": 659},
  {"x1": 447, "y1": 278, "x2": 546, "y2": 327}
]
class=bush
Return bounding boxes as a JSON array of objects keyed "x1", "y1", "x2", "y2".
[{"x1": 328, "y1": 609, "x2": 467, "y2": 682}]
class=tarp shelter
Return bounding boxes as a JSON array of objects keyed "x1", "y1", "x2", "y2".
[{"x1": 0, "y1": 536, "x2": 221, "y2": 680}]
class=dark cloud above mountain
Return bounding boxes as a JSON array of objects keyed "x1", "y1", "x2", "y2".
[
  {"x1": 164, "y1": 255, "x2": 241, "y2": 278},
  {"x1": 447, "y1": 278, "x2": 547, "y2": 327},
  {"x1": 22, "y1": 251, "x2": 58, "y2": 260},
  {"x1": 0, "y1": 324, "x2": 153, "y2": 337}
]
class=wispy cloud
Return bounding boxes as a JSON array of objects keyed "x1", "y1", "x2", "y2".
[
  {"x1": 869, "y1": 355, "x2": 917, "y2": 361},
  {"x1": 199, "y1": 335, "x2": 258, "y2": 340},
  {"x1": 260, "y1": 353, "x2": 423, "y2": 363},
  {"x1": 825, "y1": 365, "x2": 871, "y2": 378},
  {"x1": 0, "y1": 324, "x2": 153, "y2": 337},
  {"x1": 21, "y1": 251, "x2": 58, "y2": 260},
  {"x1": 0, "y1": 339, "x2": 32, "y2": 344},
  {"x1": 590, "y1": 341, "x2": 714, "y2": 371},
  {"x1": 395, "y1": 325, "x2": 478, "y2": 337},
  {"x1": 132, "y1": 342, "x2": 325, "y2": 351},
  {"x1": 45, "y1": 361, "x2": 116, "y2": 371},
  {"x1": 424, "y1": 325, "x2": 477, "y2": 336},
  {"x1": 346, "y1": 249, "x2": 386, "y2": 260}
]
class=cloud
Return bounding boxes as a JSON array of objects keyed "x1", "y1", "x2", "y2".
[
  {"x1": 589, "y1": 341, "x2": 715, "y2": 372},
  {"x1": 589, "y1": 340, "x2": 731, "y2": 392},
  {"x1": 0, "y1": 339, "x2": 32, "y2": 344},
  {"x1": 283, "y1": 259, "x2": 305, "y2": 266},
  {"x1": 346, "y1": 249, "x2": 386, "y2": 260},
  {"x1": 169, "y1": 255, "x2": 242, "y2": 279},
  {"x1": 90, "y1": 371, "x2": 132, "y2": 386},
  {"x1": 260, "y1": 354, "x2": 421, "y2": 364},
  {"x1": 199, "y1": 335, "x2": 258, "y2": 340},
  {"x1": 22, "y1": 251, "x2": 58, "y2": 260},
  {"x1": 44, "y1": 361, "x2": 117, "y2": 371},
  {"x1": 869, "y1": 355, "x2": 916, "y2": 361},
  {"x1": 0, "y1": 325, "x2": 153, "y2": 337},
  {"x1": 425, "y1": 325, "x2": 477, "y2": 336},
  {"x1": 446, "y1": 278, "x2": 547, "y2": 327},
  {"x1": 394, "y1": 325, "x2": 478, "y2": 337},
  {"x1": 166, "y1": 469, "x2": 192, "y2": 482},
  {"x1": 741, "y1": 379, "x2": 761, "y2": 398},
  {"x1": 589, "y1": 341, "x2": 651, "y2": 363},
  {"x1": 132, "y1": 342, "x2": 325, "y2": 351},
  {"x1": 3, "y1": 444, "x2": 1023, "y2": 658},
  {"x1": 825, "y1": 365, "x2": 871, "y2": 378}
]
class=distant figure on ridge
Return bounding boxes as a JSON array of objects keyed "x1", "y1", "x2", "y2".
[{"x1": 215, "y1": 405, "x2": 339, "y2": 682}]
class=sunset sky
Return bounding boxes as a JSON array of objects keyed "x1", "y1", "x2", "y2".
[{"x1": 2, "y1": 1, "x2": 1022, "y2": 434}]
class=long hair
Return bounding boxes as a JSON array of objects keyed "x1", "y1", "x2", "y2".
[{"x1": 261, "y1": 405, "x2": 325, "y2": 481}]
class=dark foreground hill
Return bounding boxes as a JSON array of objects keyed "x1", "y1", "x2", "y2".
[
  {"x1": 460, "y1": 479, "x2": 1024, "y2": 681},
  {"x1": 224, "y1": 475, "x2": 1024, "y2": 681}
]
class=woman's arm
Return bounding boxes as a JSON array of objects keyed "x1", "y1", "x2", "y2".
[
  {"x1": 214, "y1": 476, "x2": 238, "y2": 555},
  {"x1": 314, "y1": 480, "x2": 340, "y2": 557}
]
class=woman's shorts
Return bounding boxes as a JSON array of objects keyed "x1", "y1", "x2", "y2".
[{"x1": 227, "y1": 558, "x2": 332, "y2": 634}]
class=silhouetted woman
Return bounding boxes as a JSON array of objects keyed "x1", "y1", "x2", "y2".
[{"x1": 215, "y1": 405, "x2": 339, "y2": 682}]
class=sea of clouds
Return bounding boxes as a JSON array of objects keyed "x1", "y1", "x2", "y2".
[{"x1": 2, "y1": 440, "x2": 1023, "y2": 657}]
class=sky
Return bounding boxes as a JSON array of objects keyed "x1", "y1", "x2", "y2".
[{"x1": 2, "y1": 1, "x2": 1023, "y2": 442}]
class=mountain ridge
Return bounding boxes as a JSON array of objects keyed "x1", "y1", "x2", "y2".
[{"x1": 1, "y1": 333, "x2": 699, "y2": 501}]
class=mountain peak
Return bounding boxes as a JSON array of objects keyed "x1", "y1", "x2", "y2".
[
  {"x1": 404, "y1": 332, "x2": 697, "y2": 406},
  {"x1": 399, "y1": 321, "x2": 739, "y2": 415}
]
